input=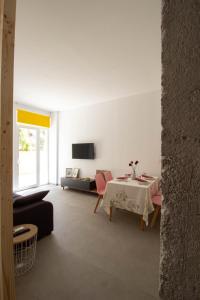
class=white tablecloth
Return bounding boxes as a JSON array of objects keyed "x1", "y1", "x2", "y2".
[{"x1": 102, "y1": 177, "x2": 159, "y2": 225}]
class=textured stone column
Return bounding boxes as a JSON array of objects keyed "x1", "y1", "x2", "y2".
[{"x1": 160, "y1": 1, "x2": 200, "y2": 299}]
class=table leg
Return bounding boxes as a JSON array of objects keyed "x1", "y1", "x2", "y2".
[
  {"x1": 150, "y1": 205, "x2": 161, "y2": 228},
  {"x1": 109, "y1": 207, "x2": 112, "y2": 221},
  {"x1": 140, "y1": 216, "x2": 145, "y2": 231}
]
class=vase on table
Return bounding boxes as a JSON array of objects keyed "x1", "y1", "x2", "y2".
[
  {"x1": 131, "y1": 169, "x2": 136, "y2": 180},
  {"x1": 129, "y1": 160, "x2": 139, "y2": 180}
]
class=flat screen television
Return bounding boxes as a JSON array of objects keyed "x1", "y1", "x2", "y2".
[{"x1": 72, "y1": 143, "x2": 95, "y2": 159}]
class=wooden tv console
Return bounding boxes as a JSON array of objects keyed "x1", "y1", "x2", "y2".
[{"x1": 61, "y1": 177, "x2": 97, "y2": 194}]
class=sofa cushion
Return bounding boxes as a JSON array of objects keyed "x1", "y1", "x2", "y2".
[
  {"x1": 13, "y1": 193, "x2": 23, "y2": 201},
  {"x1": 13, "y1": 190, "x2": 49, "y2": 208}
]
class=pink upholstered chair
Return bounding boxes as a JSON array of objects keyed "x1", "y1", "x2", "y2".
[
  {"x1": 151, "y1": 193, "x2": 162, "y2": 228},
  {"x1": 104, "y1": 171, "x2": 113, "y2": 182},
  {"x1": 94, "y1": 173, "x2": 106, "y2": 214}
]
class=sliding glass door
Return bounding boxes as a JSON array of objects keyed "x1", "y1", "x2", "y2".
[
  {"x1": 18, "y1": 126, "x2": 48, "y2": 190},
  {"x1": 39, "y1": 128, "x2": 49, "y2": 185},
  {"x1": 18, "y1": 127, "x2": 37, "y2": 189}
]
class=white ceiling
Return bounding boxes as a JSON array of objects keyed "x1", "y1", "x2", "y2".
[{"x1": 14, "y1": 0, "x2": 161, "y2": 111}]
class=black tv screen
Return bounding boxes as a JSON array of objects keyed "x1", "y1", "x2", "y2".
[{"x1": 72, "y1": 143, "x2": 95, "y2": 159}]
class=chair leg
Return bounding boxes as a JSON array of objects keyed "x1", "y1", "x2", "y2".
[
  {"x1": 109, "y1": 206, "x2": 112, "y2": 221},
  {"x1": 150, "y1": 205, "x2": 161, "y2": 228},
  {"x1": 140, "y1": 216, "x2": 145, "y2": 231},
  {"x1": 94, "y1": 195, "x2": 101, "y2": 213}
]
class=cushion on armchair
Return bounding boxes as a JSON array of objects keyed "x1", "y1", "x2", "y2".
[{"x1": 13, "y1": 190, "x2": 49, "y2": 208}]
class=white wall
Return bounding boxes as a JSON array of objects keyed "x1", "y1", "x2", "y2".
[
  {"x1": 49, "y1": 112, "x2": 59, "y2": 184},
  {"x1": 59, "y1": 90, "x2": 161, "y2": 179}
]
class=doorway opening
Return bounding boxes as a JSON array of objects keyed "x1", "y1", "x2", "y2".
[{"x1": 17, "y1": 125, "x2": 49, "y2": 190}]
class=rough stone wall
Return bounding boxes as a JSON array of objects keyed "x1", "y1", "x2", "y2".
[{"x1": 160, "y1": 1, "x2": 200, "y2": 299}]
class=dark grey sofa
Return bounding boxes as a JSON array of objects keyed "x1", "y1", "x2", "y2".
[{"x1": 13, "y1": 191, "x2": 54, "y2": 239}]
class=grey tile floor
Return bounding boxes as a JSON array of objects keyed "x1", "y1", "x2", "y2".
[{"x1": 16, "y1": 186, "x2": 160, "y2": 300}]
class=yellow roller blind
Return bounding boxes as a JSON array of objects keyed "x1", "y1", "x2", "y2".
[{"x1": 17, "y1": 109, "x2": 50, "y2": 128}]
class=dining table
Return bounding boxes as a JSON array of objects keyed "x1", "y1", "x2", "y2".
[{"x1": 102, "y1": 176, "x2": 160, "y2": 227}]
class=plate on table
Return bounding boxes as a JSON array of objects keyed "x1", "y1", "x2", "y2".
[
  {"x1": 116, "y1": 176, "x2": 128, "y2": 181},
  {"x1": 135, "y1": 177, "x2": 149, "y2": 183},
  {"x1": 142, "y1": 174, "x2": 155, "y2": 180}
]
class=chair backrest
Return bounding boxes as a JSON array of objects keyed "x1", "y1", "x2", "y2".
[
  {"x1": 104, "y1": 171, "x2": 113, "y2": 182},
  {"x1": 95, "y1": 173, "x2": 106, "y2": 194},
  {"x1": 152, "y1": 194, "x2": 162, "y2": 206},
  {"x1": 96, "y1": 169, "x2": 108, "y2": 179}
]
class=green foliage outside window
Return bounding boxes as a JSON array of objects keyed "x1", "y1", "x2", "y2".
[{"x1": 19, "y1": 129, "x2": 30, "y2": 151}]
